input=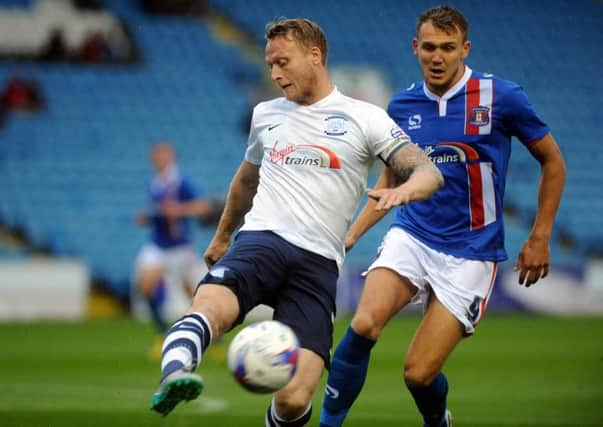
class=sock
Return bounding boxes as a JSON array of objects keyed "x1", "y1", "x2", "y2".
[
  {"x1": 148, "y1": 279, "x2": 167, "y2": 333},
  {"x1": 266, "y1": 399, "x2": 312, "y2": 427},
  {"x1": 406, "y1": 372, "x2": 449, "y2": 427},
  {"x1": 160, "y1": 312, "x2": 212, "y2": 381},
  {"x1": 319, "y1": 326, "x2": 376, "y2": 427}
]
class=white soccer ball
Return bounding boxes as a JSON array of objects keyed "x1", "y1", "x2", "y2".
[{"x1": 227, "y1": 320, "x2": 300, "y2": 393}]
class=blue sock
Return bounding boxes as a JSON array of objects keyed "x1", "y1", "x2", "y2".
[
  {"x1": 319, "y1": 326, "x2": 376, "y2": 427},
  {"x1": 406, "y1": 372, "x2": 449, "y2": 427},
  {"x1": 148, "y1": 279, "x2": 167, "y2": 333}
]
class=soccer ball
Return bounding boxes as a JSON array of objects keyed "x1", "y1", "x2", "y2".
[{"x1": 227, "y1": 320, "x2": 300, "y2": 393}]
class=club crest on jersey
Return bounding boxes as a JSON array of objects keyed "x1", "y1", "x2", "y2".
[
  {"x1": 324, "y1": 115, "x2": 347, "y2": 136},
  {"x1": 468, "y1": 106, "x2": 490, "y2": 126},
  {"x1": 269, "y1": 140, "x2": 341, "y2": 169}
]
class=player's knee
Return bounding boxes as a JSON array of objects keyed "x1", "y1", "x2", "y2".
[
  {"x1": 403, "y1": 360, "x2": 438, "y2": 387},
  {"x1": 187, "y1": 285, "x2": 240, "y2": 337},
  {"x1": 138, "y1": 278, "x2": 158, "y2": 298},
  {"x1": 351, "y1": 311, "x2": 384, "y2": 340},
  {"x1": 273, "y1": 387, "x2": 312, "y2": 419},
  {"x1": 187, "y1": 304, "x2": 228, "y2": 338}
]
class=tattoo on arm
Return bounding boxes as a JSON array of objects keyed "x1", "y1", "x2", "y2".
[{"x1": 389, "y1": 143, "x2": 438, "y2": 182}]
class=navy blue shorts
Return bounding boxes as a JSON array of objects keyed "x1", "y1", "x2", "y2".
[{"x1": 198, "y1": 230, "x2": 338, "y2": 367}]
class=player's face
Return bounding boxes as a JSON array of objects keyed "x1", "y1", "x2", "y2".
[
  {"x1": 413, "y1": 21, "x2": 471, "y2": 96},
  {"x1": 152, "y1": 144, "x2": 174, "y2": 173},
  {"x1": 265, "y1": 35, "x2": 319, "y2": 105}
]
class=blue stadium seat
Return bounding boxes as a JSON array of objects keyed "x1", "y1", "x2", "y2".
[{"x1": 1, "y1": 0, "x2": 601, "y2": 297}]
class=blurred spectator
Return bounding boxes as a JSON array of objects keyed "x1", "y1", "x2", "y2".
[
  {"x1": 39, "y1": 29, "x2": 69, "y2": 62},
  {"x1": 77, "y1": 32, "x2": 112, "y2": 63},
  {"x1": 72, "y1": 0, "x2": 104, "y2": 11},
  {"x1": 1, "y1": 74, "x2": 44, "y2": 113},
  {"x1": 141, "y1": 0, "x2": 206, "y2": 15}
]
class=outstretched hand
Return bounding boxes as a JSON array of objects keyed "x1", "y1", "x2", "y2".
[
  {"x1": 514, "y1": 235, "x2": 550, "y2": 287},
  {"x1": 367, "y1": 186, "x2": 411, "y2": 211},
  {"x1": 203, "y1": 235, "x2": 231, "y2": 268},
  {"x1": 344, "y1": 234, "x2": 357, "y2": 253}
]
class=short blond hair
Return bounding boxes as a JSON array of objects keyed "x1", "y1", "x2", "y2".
[{"x1": 265, "y1": 18, "x2": 328, "y2": 65}]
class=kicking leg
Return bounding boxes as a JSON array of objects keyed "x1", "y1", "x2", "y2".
[
  {"x1": 151, "y1": 284, "x2": 240, "y2": 416},
  {"x1": 266, "y1": 348, "x2": 324, "y2": 426},
  {"x1": 320, "y1": 268, "x2": 417, "y2": 427},
  {"x1": 405, "y1": 294, "x2": 463, "y2": 427}
]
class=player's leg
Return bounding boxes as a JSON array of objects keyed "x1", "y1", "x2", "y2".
[
  {"x1": 404, "y1": 294, "x2": 463, "y2": 427},
  {"x1": 152, "y1": 231, "x2": 290, "y2": 417},
  {"x1": 320, "y1": 268, "x2": 417, "y2": 427},
  {"x1": 267, "y1": 243, "x2": 338, "y2": 426},
  {"x1": 266, "y1": 349, "x2": 324, "y2": 427},
  {"x1": 151, "y1": 283, "x2": 240, "y2": 416},
  {"x1": 181, "y1": 248, "x2": 226, "y2": 360},
  {"x1": 321, "y1": 228, "x2": 425, "y2": 427},
  {"x1": 405, "y1": 254, "x2": 497, "y2": 427},
  {"x1": 135, "y1": 244, "x2": 169, "y2": 333}
]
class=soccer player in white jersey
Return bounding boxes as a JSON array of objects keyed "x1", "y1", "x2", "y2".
[
  {"x1": 320, "y1": 6, "x2": 566, "y2": 427},
  {"x1": 150, "y1": 18, "x2": 444, "y2": 425}
]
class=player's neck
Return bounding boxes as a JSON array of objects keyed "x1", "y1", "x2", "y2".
[
  {"x1": 425, "y1": 65, "x2": 469, "y2": 98},
  {"x1": 300, "y1": 77, "x2": 334, "y2": 106}
]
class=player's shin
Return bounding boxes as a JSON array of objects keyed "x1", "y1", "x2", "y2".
[
  {"x1": 406, "y1": 372, "x2": 449, "y2": 427},
  {"x1": 319, "y1": 326, "x2": 376, "y2": 427},
  {"x1": 160, "y1": 312, "x2": 212, "y2": 380},
  {"x1": 148, "y1": 279, "x2": 168, "y2": 333}
]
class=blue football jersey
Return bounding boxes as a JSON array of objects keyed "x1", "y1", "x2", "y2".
[
  {"x1": 148, "y1": 168, "x2": 201, "y2": 248},
  {"x1": 388, "y1": 67, "x2": 549, "y2": 261}
]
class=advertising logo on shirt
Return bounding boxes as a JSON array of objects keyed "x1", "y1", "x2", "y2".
[
  {"x1": 408, "y1": 114, "x2": 422, "y2": 130},
  {"x1": 268, "y1": 140, "x2": 341, "y2": 169}
]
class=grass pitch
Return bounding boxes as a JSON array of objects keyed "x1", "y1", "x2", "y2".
[{"x1": 0, "y1": 314, "x2": 601, "y2": 426}]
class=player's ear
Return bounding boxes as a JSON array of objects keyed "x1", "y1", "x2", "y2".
[
  {"x1": 412, "y1": 38, "x2": 419, "y2": 56},
  {"x1": 462, "y1": 40, "x2": 471, "y2": 60},
  {"x1": 309, "y1": 46, "x2": 322, "y2": 65}
]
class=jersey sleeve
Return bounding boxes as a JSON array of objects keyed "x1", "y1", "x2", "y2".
[
  {"x1": 244, "y1": 106, "x2": 264, "y2": 165},
  {"x1": 503, "y1": 84, "x2": 550, "y2": 146},
  {"x1": 179, "y1": 177, "x2": 200, "y2": 201},
  {"x1": 366, "y1": 106, "x2": 412, "y2": 164}
]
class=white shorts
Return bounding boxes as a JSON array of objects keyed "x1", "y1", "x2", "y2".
[
  {"x1": 367, "y1": 227, "x2": 498, "y2": 335},
  {"x1": 132, "y1": 243, "x2": 207, "y2": 322},
  {"x1": 134, "y1": 243, "x2": 205, "y2": 291}
]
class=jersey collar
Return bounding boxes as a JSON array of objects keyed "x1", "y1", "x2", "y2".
[
  {"x1": 302, "y1": 86, "x2": 340, "y2": 109},
  {"x1": 423, "y1": 65, "x2": 472, "y2": 101}
]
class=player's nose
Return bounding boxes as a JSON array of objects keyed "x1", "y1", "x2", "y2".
[
  {"x1": 270, "y1": 66, "x2": 283, "y2": 82},
  {"x1": 431, "y1": 53, "x2": 444, "y2": 63}
]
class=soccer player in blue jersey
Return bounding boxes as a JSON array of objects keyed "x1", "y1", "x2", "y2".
[
  {"x1": 149, "y1": 18, "x2": 443, "y2": 425},
  {"x1": 134, "y1": 142, "x2": 211, "y2": 335},
  {"x1": 320, "y1": 6, "x2": 566, "y2": 427}
]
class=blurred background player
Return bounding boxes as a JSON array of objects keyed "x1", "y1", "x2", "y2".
[
  {"x1": 133, "y1": 141, "x2": 212, "y2": 354},
  {"x1": 320, "y1": 5, "x2": 566, "y2": 427}
]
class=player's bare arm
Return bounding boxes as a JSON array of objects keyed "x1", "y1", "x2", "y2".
[
  {"x1": 345, "y1": 167, "x2": 399, "y2": 251},
  {"x1": 204, "y1": 160, "x2": 260, "y2": 266},
  {"x1": 369, "y1": 143, "x2": 443, "y2": 211},
  {"x1": 160, "y1": 199, "x2": 212, "y2": 220},
  {"x1": 515, "y1": 132, "x2": 566, "y2": 286}
]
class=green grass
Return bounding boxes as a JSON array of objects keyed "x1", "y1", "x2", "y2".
[{"x1": 0, "y1": 315, "x2": 602, "y2": 426}]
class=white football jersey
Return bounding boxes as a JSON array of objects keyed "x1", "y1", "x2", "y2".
[{"x1": 242, "y1": 88, "x2": 410, "y2": 270}]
